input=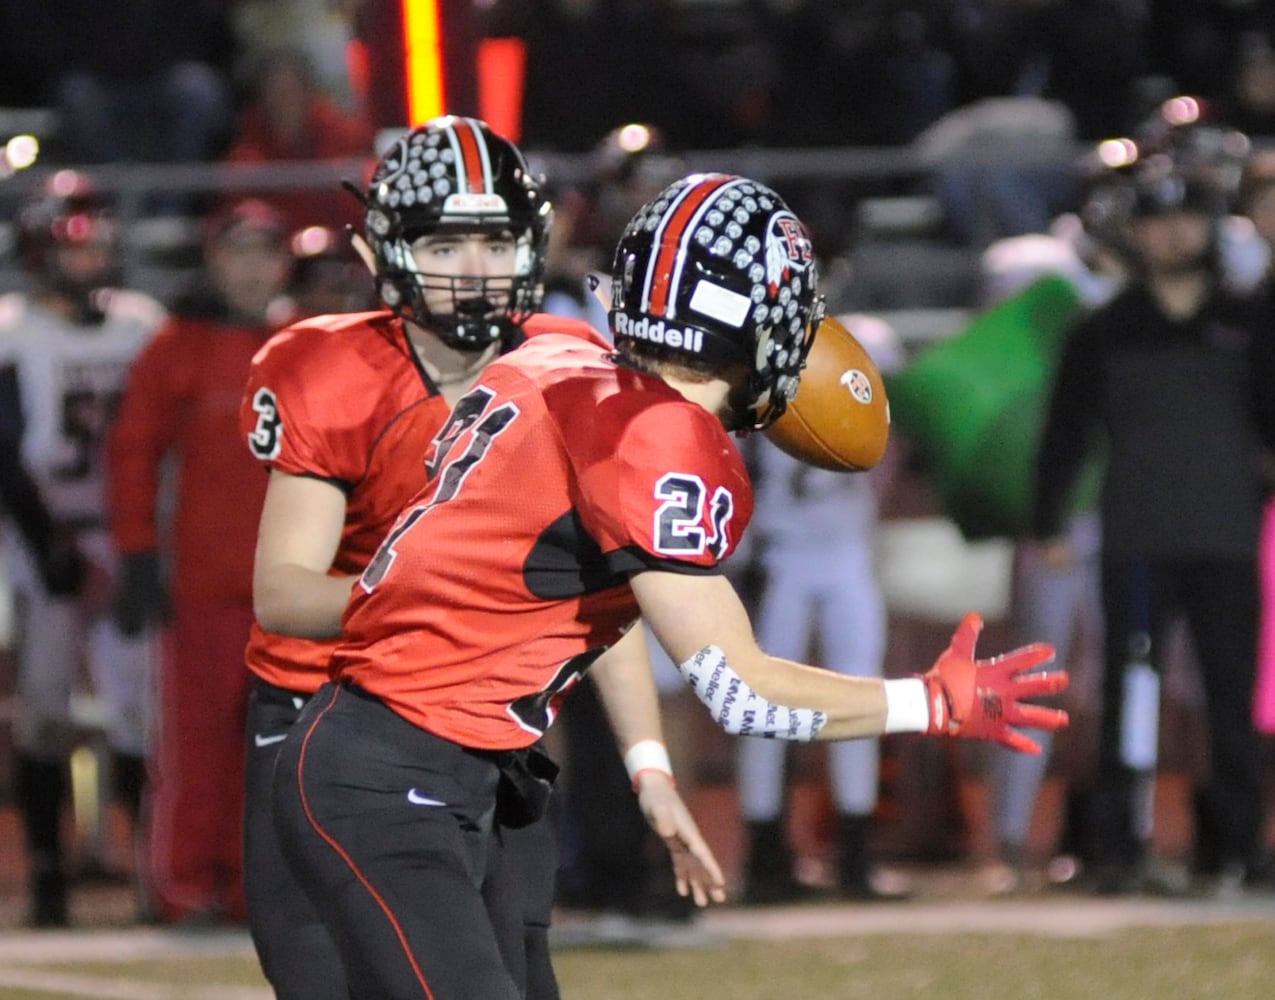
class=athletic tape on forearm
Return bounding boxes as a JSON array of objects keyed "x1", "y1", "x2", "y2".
[{"x1": 676, "y1": 645, "x2": 827, "y2": 741}]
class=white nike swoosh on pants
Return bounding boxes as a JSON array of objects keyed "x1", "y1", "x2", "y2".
[
  {"x1": 254, "y1": 733, "x2": 287, "y2": 747},
  {"x1": 406, "y1": 789, "x2": 447, "y2": 807}
]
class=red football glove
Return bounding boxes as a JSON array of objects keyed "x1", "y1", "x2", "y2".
[{"x1": 920, "y1": 612, "x2": 1068, "y2": 754}]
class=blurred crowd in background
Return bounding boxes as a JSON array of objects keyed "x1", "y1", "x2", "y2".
[
  {"x1": 6, "y1": 2, "x2": 1275, "y2": 287},
  {"x1": 7, "y1": 0, "x2": 1274, "y2": 151},
  {"x1": 7, "y1": 2, "x2": 1275, "y2": 147}
]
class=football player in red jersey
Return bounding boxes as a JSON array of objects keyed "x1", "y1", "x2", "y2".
[
  {"x1": 271, "y1": 172, "x2": 1071, "y2": 1000},
  {"x1": 240, "y1": 117, "x2": 717, "y2": 1000}
]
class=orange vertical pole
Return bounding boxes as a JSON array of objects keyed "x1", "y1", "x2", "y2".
[{"x1": 402, "y1": 0, "x2": 445, "y2": 125}]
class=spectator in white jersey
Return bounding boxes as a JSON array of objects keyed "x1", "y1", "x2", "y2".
[
  {"x1": 736, "y1": 315, "x2": 911, "y2": 903},
  {"x1": 0, "y1": 171, "x2": 166, "y2": 926}
]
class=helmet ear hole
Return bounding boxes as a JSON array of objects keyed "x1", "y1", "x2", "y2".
[{"x1": 609, "y1": 173, "x2": 821, "y2": 428}]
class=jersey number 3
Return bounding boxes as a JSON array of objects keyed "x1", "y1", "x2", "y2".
[{"x1": 247, "y1": 387, "x2": 283, "y2": 460}]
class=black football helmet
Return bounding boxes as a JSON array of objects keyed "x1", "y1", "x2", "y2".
[
  {"x1": 16, "y1": 169, "x2": 119, "y2": 300},
  {"x1": 609, "y1": 173, "x2": 824, "y2": 430},
  {"x1": 1123, "y1": 162, "x2": 1225, "y2": 274},
  {"x1": 1128, "y1": 164, "x2": 1222, "y2": 219},
  {"x1": 357, "y1": 116, "x2": 551, "y2": 350}
]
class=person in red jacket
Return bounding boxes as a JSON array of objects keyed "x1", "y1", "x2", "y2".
[
  {"x1": 107, "y1": 199, "x2": 294, "y2": 924},
  {"x1": 222, "y1": 47, "x2": 375, "y2": 233}
]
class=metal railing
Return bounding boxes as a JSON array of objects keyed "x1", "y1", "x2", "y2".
[{"x1": 0, "y1": 141, "x2": 1092, "y2": 316}]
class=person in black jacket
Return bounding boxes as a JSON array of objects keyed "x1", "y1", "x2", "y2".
[{"x1": 1031, "y1": 162, "x2": 1275, "y2": 897}]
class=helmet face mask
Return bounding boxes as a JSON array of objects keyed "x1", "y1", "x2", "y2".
[
  {"x1": 362, "y1": 117, "x2": 551, "y2": 351},
  {"x1": 608, "y1": 173, "x2": 823, "y2": 430}
]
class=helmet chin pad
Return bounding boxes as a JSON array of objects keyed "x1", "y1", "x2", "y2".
[
  {"x1": 377, "y1": 265, "x2": 532, "y2": 350},
  {"x1": 434, "y1": 306, "x2": 517, "y2": 351}
]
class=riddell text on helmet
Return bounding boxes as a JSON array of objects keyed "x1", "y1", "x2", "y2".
[{"x1": 613, "y1": 313, "x2": 704, "y2": 353}]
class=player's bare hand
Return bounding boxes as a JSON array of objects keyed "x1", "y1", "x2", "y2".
[{"x1": 634, "y1": 772, "x2": 727, "y2": 907}]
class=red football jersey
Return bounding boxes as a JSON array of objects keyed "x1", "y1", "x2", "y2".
[
  {"x1": 240, "y1": 311, "x2": 609, "y2": 693},
  {"x1": 330, "y1": 333, "x2": 755, "y2": 749}
]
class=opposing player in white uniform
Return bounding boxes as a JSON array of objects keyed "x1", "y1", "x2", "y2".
[
  {"x1": 0, "y1": 171, "x2": 165, "y2": 926},
  {"x1": 737, "y1": 315, "x2": 909, "y2": 903}
]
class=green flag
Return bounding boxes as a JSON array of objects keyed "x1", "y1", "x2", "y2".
[{"x1": 886, "y1": 275, "x2": 1097, "y2": 540}]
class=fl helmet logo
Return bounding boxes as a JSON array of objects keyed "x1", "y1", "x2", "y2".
[{"x1": 765, "y1": 212, "x2": 813, "y2": 295}]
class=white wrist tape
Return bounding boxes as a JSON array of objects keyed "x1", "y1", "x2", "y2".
[
  {"x1": 882, "y1": 677, "x2": 930, "y2": 734},
  {"x1": 677, "y1": 645, "x2": 827, "y2": 741},
  {"x1": 623, "y1": 739, "x2": 674, "y2": 785}
]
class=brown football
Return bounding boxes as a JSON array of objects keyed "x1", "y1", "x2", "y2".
[{"x1": 765, "y1": 314, "x2": 891, "y2": 472}]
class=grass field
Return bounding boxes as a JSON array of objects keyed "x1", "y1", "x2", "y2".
[
  {"x1": 1, "y1": 902, "x2": 1273, "y2": 1000},
  {"x1": 555, "y1": 927, "x2": 1275, "y2": 1000}
]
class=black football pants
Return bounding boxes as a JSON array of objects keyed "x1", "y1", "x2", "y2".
[
  {"x1": 1091, "y1": 556, "x2": 1264, "y2": 873},
  {"x1": 272, "y1": 681, "x2": 558, "y2": 1000},
  {"x1": 245, "y1": 679, "x2": 349, "y2": 1000}
]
